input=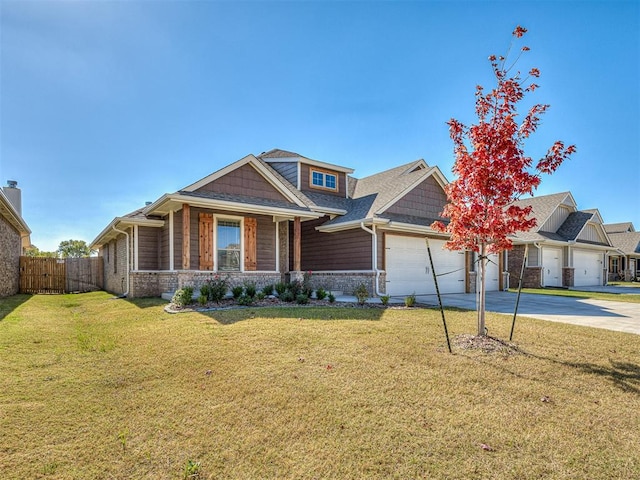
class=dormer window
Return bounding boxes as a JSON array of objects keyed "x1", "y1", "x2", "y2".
[{"x1": 310, "y1": 168, "x2": 338, "y2": 192}]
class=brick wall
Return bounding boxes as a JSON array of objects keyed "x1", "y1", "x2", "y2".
[
  {"x1": 102, "y1": 234, "x2": 129, "y2": 296},
  {"x1": 507, "y1": 245, "x2": 542, "y2": 288},
  {"x1": 562, "y1": 267, "x2": 575, "y2": 287},
  {"x1": 0, "y1": 215, "x2": 20, "y2": 297}
]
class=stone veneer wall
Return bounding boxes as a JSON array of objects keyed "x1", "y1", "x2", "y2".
[
  {"x1": 0, "y1": 215, "x2": 21, "y2": 297},
  {"x1": 128, "y1": 271, "x2": 284, "y2": 298},
  {"x1": 306, "y1": 271, "x2": 379, "y2": 296},
  {"x1": 127, "y1": 270, "x2": 381, "y2": 298}
]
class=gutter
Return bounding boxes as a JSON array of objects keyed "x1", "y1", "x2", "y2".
[
  {"x1": 360, "y1": 222, "x2": 383, "y2": 296},
  {"x1": 112, "y1": 225, "x2": 130, "y2": 298}
]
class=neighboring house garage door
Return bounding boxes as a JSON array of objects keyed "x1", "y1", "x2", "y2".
[
  {"x1": 385, "y1": 236, "x2": 465, "y2": 296},
  {"x1": 542, "y1": 247, "x2": 562, "y2": 287},
  {"x1": 573, "y1": 249, "x2": 603, "y2": 287},
  {"x1": 484, "y1": 254, "x2": 500, "y2": 291}
]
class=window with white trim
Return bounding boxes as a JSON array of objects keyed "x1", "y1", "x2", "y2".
[
  {"x1": 310, "y1": 168, "x2": 338, "y2": 191},
  {"x1": 217, "y1": 219, "x2": 241, "y2": 271}
]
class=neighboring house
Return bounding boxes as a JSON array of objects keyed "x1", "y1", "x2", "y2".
[
  {"x1": 90, "y1": 149, "x2": 507, "y2": 298},
  {"x1": 0, "y1": 181, "x2": 31, "y2": 297},
  {"x1": 604, "y1": 222, "x2": 640, "y2": 281},
  {"x1": 506, "y1": 192, "x2": 613, "y2": 288}
]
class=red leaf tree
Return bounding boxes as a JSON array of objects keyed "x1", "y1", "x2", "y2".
[{"x1": 432, "y1": 26, "x2": 576, "y2": 336}]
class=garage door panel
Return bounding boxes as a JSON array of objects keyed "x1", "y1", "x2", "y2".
[
  {"x1": 574, "y1": 250, "x2": 602, "y2": 287},
  {"x1": 386, "y1": 236, "x2": 465, "y2": 296},
  {"x1": 542, "y1": 247, "x2": 562, "y2": 287},
  {"x1": 484, "y1": 254, "x2": 500, "y2": 291}
]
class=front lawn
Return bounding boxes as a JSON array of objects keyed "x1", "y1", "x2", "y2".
[{"x1": 1, "y1": 292, "x2": 639, "y2": 479}]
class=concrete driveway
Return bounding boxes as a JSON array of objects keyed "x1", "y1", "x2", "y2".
[{"x1": 412, "y1": 289, "x2": 640, "y2": 335}]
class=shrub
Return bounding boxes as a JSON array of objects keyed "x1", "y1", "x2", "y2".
[
  {"x1": 262, "y1": 284, "x2": 274, "y2": 296},
  {"x1": 237, "y1": 294, "x2": 253, "y2": 306},
  {"x1": 171, "y1": 286, "x2": 194, "y2": 307},
  {"x1": 328, "y1": 293, "x2": 336, "y2": 303},
  {"x1": 207, "y1": 276, "x2": 229, "y2": 303},
  {"x1": 274, "y1": 282, "x2": 287, "y2": 296},
  {"x1": 288, "y1": 280, "x2": 303, "y2": 297},
  {"x1": 231, "y1": 285, "x2": 244, "y2": 299},
  {"x1": 354, "y1": 284, "x2": 369, "y2": 305},
  {"x1": 405, "y1": 293, "x2": 416, "y2": 307},
  {"x1": 197, "y1": 295, "x2": 208, "y2": 306},
  {"x1": 280, "y1": 290, "x2": 295, "y2": 302},
  {"x1": 315, "y1": 287, "x2": 327, "y2": 300},
  {"x1": 296, "y1": 293, "x2": 309, "y2": 305},
  {"x1": 244, "y1": 282, "x2": 257, "y2": 298},
  {"x1": 380, "y1": 295, "x2": 390, "y2": 306},
  {"x1": 256, "y1": 291, "x2": 265, "y2": 301},
  {"x1": 199, "y1": 283, "x2": 211, "y2": 299}
]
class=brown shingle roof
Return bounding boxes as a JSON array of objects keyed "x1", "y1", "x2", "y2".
[
  {"x1": 511, "y1": 192, "x2": 573, "y2": 233},
  {"x1": 608, "y1": 232, "x2": 640, "y2": 255},
  {"x1": 604, "y1": 222, "x2": 635, "y2": 234}
]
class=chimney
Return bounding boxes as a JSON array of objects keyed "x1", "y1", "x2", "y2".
[{"x1": 3, "y1": 180, "x2": 22, "y2": 216}]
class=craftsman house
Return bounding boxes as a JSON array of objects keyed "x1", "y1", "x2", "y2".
[
  {"x1": 91, "y1": 149, "x2": 507, "y2": 298},
  {"x1": 506, "y1": 192, "x2": 613, "y2": 288},
  {"x1": 0, "y1": 181, "x2": 31, "y2": 297},
  {"x1": 604, "y1": 222, "x2": 640, "y2": 281}
]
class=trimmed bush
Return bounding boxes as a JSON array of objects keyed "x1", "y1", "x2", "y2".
[
  {"x1": 171, "y1": 286, "x2": 194, "y2": 307},
  {"x1": 231, "y1": 286, "x2": 244, "y2": 299},
  {"x1": 354, "y1": 284, "x2": 369, "y2": 305}
]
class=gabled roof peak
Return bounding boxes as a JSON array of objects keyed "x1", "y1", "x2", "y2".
[{"x1": 259, "y1": 148, "x2": 302, "y2": 159}]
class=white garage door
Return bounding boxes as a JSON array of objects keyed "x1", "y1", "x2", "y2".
[
  {"x1": 574, "y1": 250, "x2": 603, "y2": 287},
  {"x1": 386, "y1": 236, "x2": 466, "y2": 296},
  {"x1": 484, "y1": 253, "x2": 500, "y2": 291},
  {"x1": 542, "y1": 247, "x2": 562, "y2": 287}
]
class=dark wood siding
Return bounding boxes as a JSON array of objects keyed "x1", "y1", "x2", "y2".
[
  {"x1": 195, "y1": 163, "x2": 291, "y2": 203},
  {"x1": 159, "y1": 219, "x2": 170, "y2": 270},
  {"x1": 299, "y1": 164, "x2": 346, "y2": 197},
  {"x1": 256, "y1": 215, "x2": 276, "y2": 270},
  {"x1": 291, "y1": 217, "x2": 372, "y2": 271},
  {"x1": 186, "y1": 207, "x2": 276, "y2": 271},
  {"x1": 267, "y1": 161, "x2": 298, "y2": 187},
  {"x1": 173, "y1": 210, "x2": 183, "y2": 270},
  {"x1": 137, "y1": 226, "x2": 159, "y2": 270},
  {"x1": 385, "y1": 176, "x2": 447, "y2": 219}
]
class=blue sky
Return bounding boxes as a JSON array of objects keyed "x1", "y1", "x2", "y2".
[{"x1": 1, "y1": 0, "x2": 638, "y2": 252}]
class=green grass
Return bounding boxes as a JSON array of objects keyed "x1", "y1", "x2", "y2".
[
  {"x1": 508, "y1": 287, "x2": 640, "y2": 303},
  {"x1": 1, "y1": 292, "x2": 639, "y2": 479}
]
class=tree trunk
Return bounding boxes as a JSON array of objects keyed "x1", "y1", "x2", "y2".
[{"x1": 477, "y1": 243, "x2": 487, "y2": 336}]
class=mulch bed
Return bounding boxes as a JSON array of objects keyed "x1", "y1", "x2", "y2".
[{"x1": 453, "y1": 333, "x2": 521, "y2": 355}]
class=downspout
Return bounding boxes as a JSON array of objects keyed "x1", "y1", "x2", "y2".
[
  {"x1": 112, "y1": 225, "x2": 130, "y2": 298},
  {"x1": 360, "y1": 222, "x2": 383, "y2": 296}
]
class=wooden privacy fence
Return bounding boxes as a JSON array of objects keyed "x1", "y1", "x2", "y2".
[{"x1": 19, "y1": 257, "x2": 104, "y2": 294}]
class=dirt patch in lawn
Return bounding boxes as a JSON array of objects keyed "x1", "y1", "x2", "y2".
[{"x1": 453, "y1": 333, "x2": 521, "y2": 355}]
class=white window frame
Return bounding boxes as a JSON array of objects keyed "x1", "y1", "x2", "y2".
[
  {"x1": 213, "y1": 215, "x2": 245, "y2": 272},
  {"x1": 309, "y1": 167, "x2": 338, "y2": 192}
]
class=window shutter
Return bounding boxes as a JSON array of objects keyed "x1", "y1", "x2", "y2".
[
  {"x1": 199, "y1": 213, "x2": 213, "y2": 270},
  {"x1": 244, "y1": 217, "x2": 257, "y2": 271}
]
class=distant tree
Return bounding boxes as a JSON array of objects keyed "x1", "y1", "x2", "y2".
[
  {"x1": 432, "y1": 26, "x2": 576, "y2": 337},
  {"x1": 57, "y1": 239, "x2": 95, "y2": 258},
  {"x1": 24, "y1": 245, "x2": 58, "y2": 258}
]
